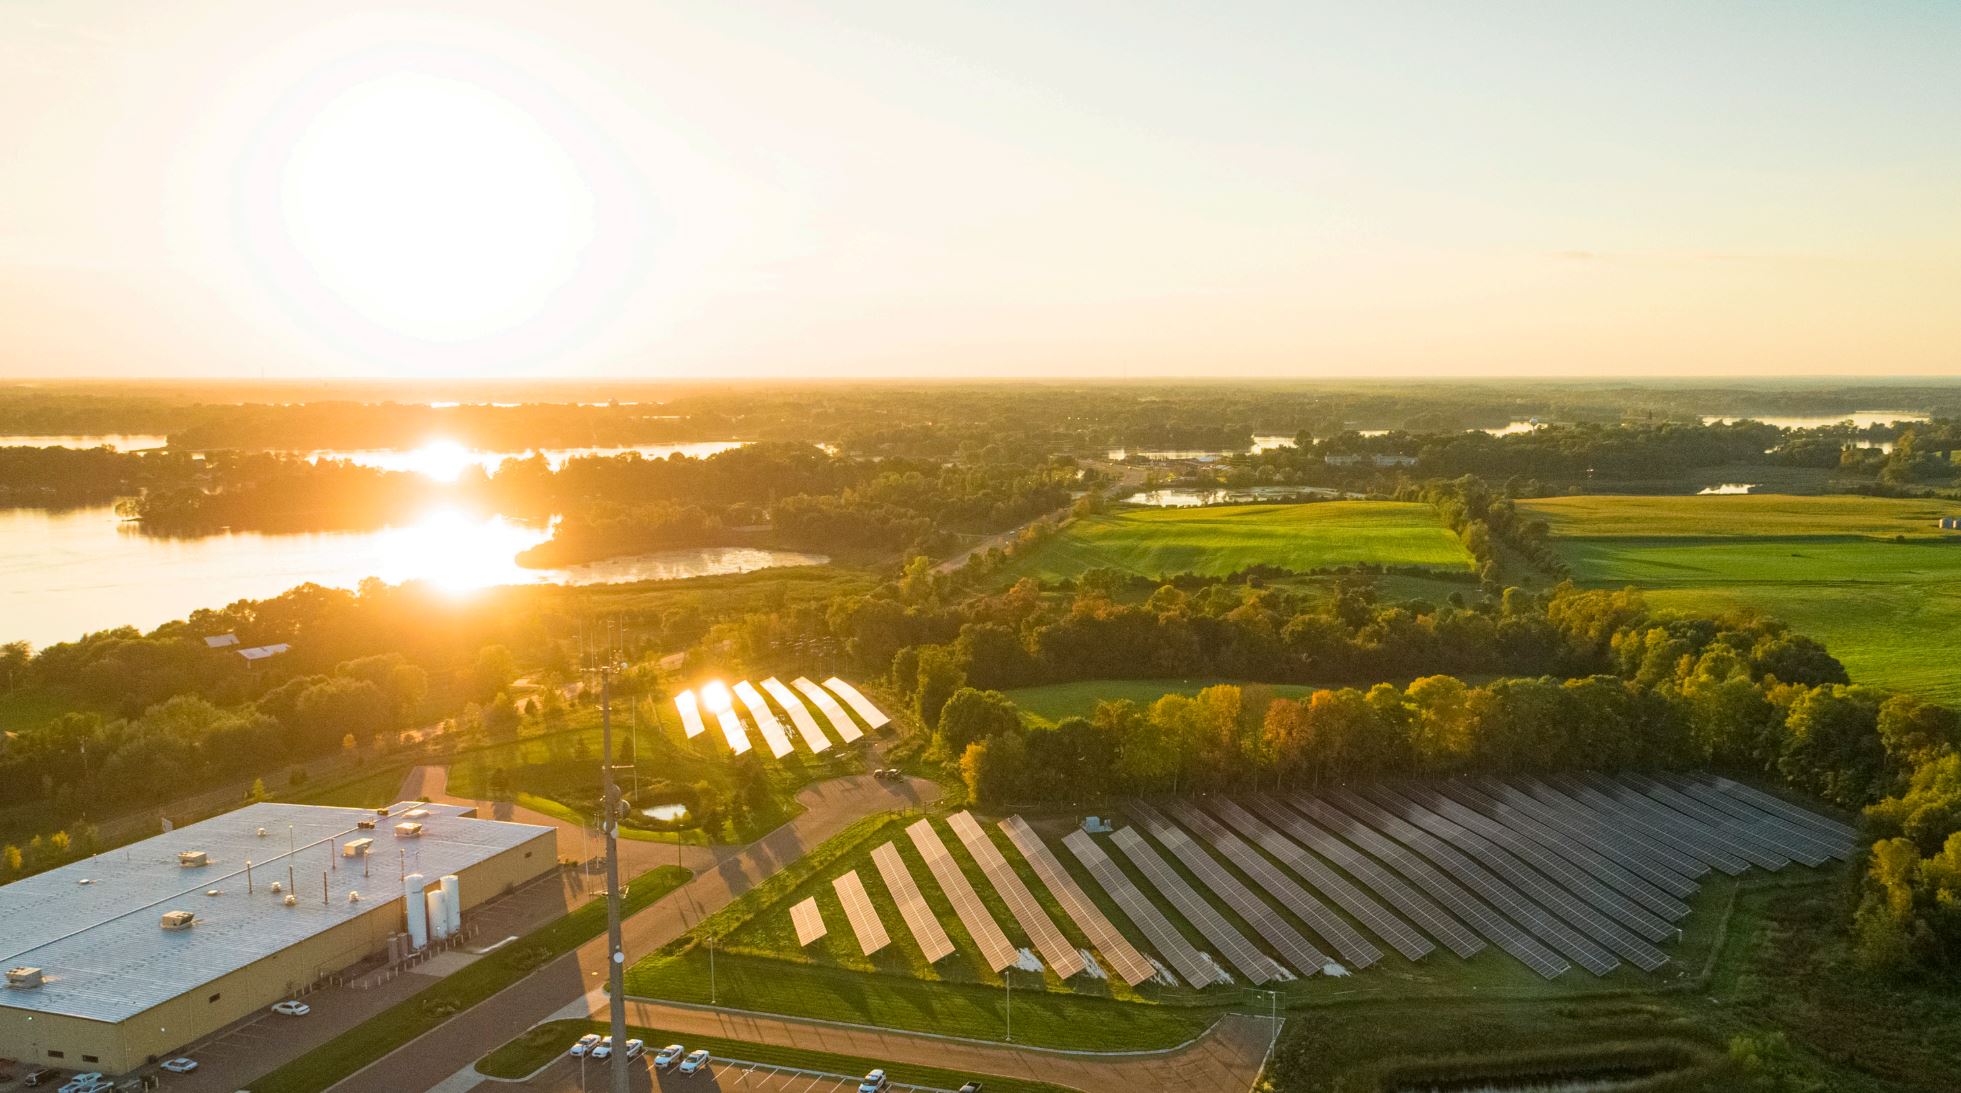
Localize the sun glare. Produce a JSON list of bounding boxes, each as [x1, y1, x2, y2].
[[699, 680, 735, 714]]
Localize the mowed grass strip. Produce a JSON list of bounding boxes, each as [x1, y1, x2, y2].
[[1006, 502, 1473, 581]]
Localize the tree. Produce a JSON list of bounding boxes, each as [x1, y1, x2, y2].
[[961, 733, 1028, 805], [912, 645, 966, 734], [2, 844, 19, 874], [248, 777, 268, 802], [472, 644, 517, 702], [482, 692, 521, 738], [935, 688, 1021, 757]]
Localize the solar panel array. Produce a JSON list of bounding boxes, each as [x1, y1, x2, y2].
[[1441, 781, 1692, 922], [1062, 829, 1220, 987], [832, 870, 890, 956], [733, 681, 796, 758], [794, 677, 863, 742], [714, 708, 753, 755], [1659, 775, 1843, 864], [823, 676, 893, 729], [999, 817, 1155, 987], [1110, 825, 1285, 984], [947, 811, 1086, 978], [763, 677, 832, 753], [673, 690, 708, 738], [871, 842, 956, 964], [670, 676, 890, 758], [907, 817, 1018, 972], [790, 896, 827, 947], [1511, 777, 1711, 881], [1129, 802, 1329, 977]]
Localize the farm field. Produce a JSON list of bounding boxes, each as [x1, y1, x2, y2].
[[1521, 495, 1961, 704], [1002, 501, 1474, 581]]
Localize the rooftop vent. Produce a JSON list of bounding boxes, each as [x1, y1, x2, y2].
[[256, 827, 268, 838], [160, 910, 196, 931], [77, 878, 93, 886], [348, 890, 361, 903], [375, 807, 391, 817], [178, 850, 209, 868], [270, 881, 283, 894], [342, 838, 374, 858], [5, 966, 44, 989], [402, 808, 431, 819], [206, 889, 221, 897], [282, 894, 298, 907], [356, 819, 377, 830], [394, 822, 423, 839]]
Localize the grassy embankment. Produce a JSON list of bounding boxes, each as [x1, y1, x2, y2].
[[1522, 493, 1961, 704]]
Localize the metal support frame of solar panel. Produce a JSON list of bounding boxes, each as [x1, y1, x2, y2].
[[833, 869, 891, 956], [1246, 796, 1481, 959], [1644, 773, 1839, 865], [1572, 772, 1784, 871], [1109, 824, 1285, 983], [1365, 787, 1668, 970], [1205, 798, 1433, 961], [1469, 777, 1703, 899], [906, 817, 1019, 972], [1287, 795, 1568, 978], [1130, 801, 1330, 976], [947, 810, 1085, 978], [732, 681, 796, 758], [1061, 830, 1216, 987], [1511, 777, 1717, 881], [1000, 817, 1156, 986], [1613, 773, 1801, 868], [1340, 788, 1630, 974], [1705, 775, 1857, 844], [1401, 784, 1678, 940], [793, 676, 863, 742], [1166, 800, 1381, 969], [822, 677, 892, 730], [761, 677, 832, 753], [871, 842, 956, 964], [1443, 780, 1693, 921], [1540, 774, 1751, 876], [790, 896, 827, 947]]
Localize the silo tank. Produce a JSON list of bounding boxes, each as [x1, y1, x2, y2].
[[403, 872, 428, 948], [440, 874, 462, 936], [426, 888, 450, 942]]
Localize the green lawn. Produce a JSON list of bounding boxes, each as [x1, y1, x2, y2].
[[482, 1018, 1082, 1093], [1521, 494, 1961, 703], [1002, 502, 1473, 581]]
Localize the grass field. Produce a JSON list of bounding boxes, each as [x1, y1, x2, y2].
[[1521, 494, 1961, 703], [1001, 502, 1474, 581]]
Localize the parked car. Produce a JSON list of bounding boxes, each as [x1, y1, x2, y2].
[[59, 1078, 112, 1093], [569, 1034, 601, 1057], [858, 1068, 889, 1092], [654, 1044, 685, 1069], [21, 1067, 54, 1087], [590, 1036, 615, 1060], [271, 999, 310, 1016], [679, 1049, 711, 1075], [160, 1058, 199, 1073], [622, 1039, 645, 1059]]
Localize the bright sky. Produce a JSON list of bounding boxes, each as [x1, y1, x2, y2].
[[2, 0, 1957, 379]]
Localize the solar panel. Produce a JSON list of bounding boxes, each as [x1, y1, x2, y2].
[[1205, 798, 1435, 962], [1510, 777, 1713, 881], [871, 842, 955, 964], [1705, 775, 1857, 844], [832, 870, 890, 956], [999, 817, 1155, 986], [1288, 795, 1571, 980], [794, 677, 863, 742], [713, 708, 752, 755], [1246, 796, 1482, 959], [822, 677, 892, 730], [1613, 774, 1795, 868], [1543, 775, 1750, 876], [947, 811, 1085, 978], [1165, 801, 1380, 969], [790, 896, 827, 947], [732, 681, 796, 759], [906, 817, 1018, 972], [673, 690, 708, 739], [1110, 824, 1284, 984], [1129, 802, 1330, 977], [762, 677, 832, 753], [1466, 777, 1702, 901], [1562, 774, 1764, 872], [1441, 781, 1694, 921], [1062, 829, 1219, 987], [1635, 774, 1832, 866]]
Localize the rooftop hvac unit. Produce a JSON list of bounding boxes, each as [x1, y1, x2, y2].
[[394, 822, 423, 838], [402, 808, 431, 819], [348, 890, 362, 903], [178, 850, 209, 868], [375, 807, 392, 816], [356, 819, 377, 830], [256, 827, 268, 838], [342, 837, 374, 858], [270, 881, 283, 894], [160, 910, 196, 931], [5, 966, 44, 989]]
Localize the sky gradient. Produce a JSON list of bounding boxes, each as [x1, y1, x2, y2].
[[2, 0, 1957, 379]]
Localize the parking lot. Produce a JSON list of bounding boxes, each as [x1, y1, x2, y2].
[[508, 1053, 958, 1093]]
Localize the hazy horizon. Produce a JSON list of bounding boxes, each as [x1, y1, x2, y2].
[[4, 1, 1957, 380]]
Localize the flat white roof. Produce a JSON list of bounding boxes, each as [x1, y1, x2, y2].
[[0, 801, 551, 1024]]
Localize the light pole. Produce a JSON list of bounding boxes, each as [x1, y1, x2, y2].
[[595, 661, 629, 1093], [1004, 968, 1012, 1043], [708, 932, 717, 1005]]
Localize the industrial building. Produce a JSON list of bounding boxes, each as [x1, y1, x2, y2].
[[0, 800, 556, 1076]]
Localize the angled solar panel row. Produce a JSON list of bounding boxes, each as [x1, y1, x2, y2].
[[674, 690, 708, 738], [1542, 776, 1750, 875], [906, 817, 1018, 972], [1705, 775, 1856, 844], [732, 681, 796, 758], [1443, 781, 1694, 921], [1000, 817, 1156, 987], [1646, 774, 1840, 865], [1062, 829, 1221, 988], [947, 811, 1086, 978], [1467, 777, 1703, 900], [822, 677, 892, 730], [762, 677, 832, 753], [833, 870, 890, 956], [1129, 802, 1328, 977], [790, 896, 827, 947], [1562, 774, 1767, 872], [1110, 825, 1285, 984], [1608, 774, 1794, 869], [794, 677, 863, 742], [871, 841, 955, 964], [1512, 777, 1716, 880]]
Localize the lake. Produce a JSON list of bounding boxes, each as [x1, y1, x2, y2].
[[1123, 486, 1357, 507], [0, 505, 826, 648], [0, 434, 170, 451], [1701, 411, 1928, 429], [308, 439, 748, 480]]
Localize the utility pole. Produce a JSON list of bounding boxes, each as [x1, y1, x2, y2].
[[596, 647, 629, 1093]]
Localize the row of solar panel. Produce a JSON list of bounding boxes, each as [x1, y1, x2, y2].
[[672, 676, 889, 758]]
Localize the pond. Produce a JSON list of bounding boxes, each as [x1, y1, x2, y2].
[[639, 802, 690, 823], [1123, 486, 1357, 507], [1696, 483, 1757, 495]]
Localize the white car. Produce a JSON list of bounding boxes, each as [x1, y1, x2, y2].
[[858, 1068, 889, 1093], [59, 1079, 111, 1093], [654, 1044, 685, 1069], [271, 999, 311, 1017], [569, 1033, 601, 1057], [590, 1036, 615, 1060], [622, 1039, 646, 1059], [160, 1058, 199, 1073], [679, 1049, 711, 1075]]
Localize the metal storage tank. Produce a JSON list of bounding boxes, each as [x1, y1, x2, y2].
[[403, 872, 428, 948], [426, 888, 451, 942], [440, 874, 462, 936]]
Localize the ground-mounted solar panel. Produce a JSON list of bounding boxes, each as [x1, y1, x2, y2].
[[1612, 774, 1796, 868], [794, 676, 863, 742], [1000, 817, 1155, 987], [1166, 800, 1380, 969], [1289, 794, 1570, 979], [1205, 798, 1434, 962], [871, 842, 955, 964], [833, 869, 891, 956], [1541, 775, 1750, 876], [674, 690, 708, 738], [1443, 780, 1694, 921], [1246, 796, 1482, 959], [1566, 773, 1772, 872], [1129, 802, 1328, 977], [1062, 829, 1220, 987], [712, 708, 752, 755], [1705, 775, 1856, 844], [1658, 774, 1843, 862], [762, 677, 832, 753], [1402, 784, 1677, 941], [822, 677, 892, 730], [1361, 787, 1663, 972], [790, 896, 827, 947], [1510, 777, 1713, 881], [907, 817, 1018, 972], [1110, 824, 1285, 984], [731, 681, 795, 758], [948, 811, 1085, 978]]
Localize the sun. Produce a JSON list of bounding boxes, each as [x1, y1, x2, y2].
[[275, 71, 595, 344]]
